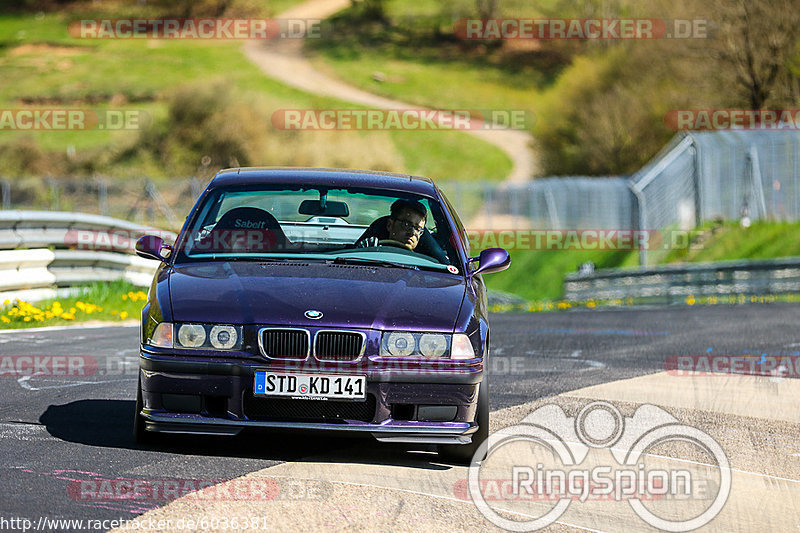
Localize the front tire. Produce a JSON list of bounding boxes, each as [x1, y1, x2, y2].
[[438, 377, 488, 465]]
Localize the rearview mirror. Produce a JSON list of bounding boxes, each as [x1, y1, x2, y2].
[[298, 200, 349, 217]]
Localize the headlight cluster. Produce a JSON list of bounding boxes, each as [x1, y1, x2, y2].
[[379, 332, 475, 359], [147, 322, 242, 350]]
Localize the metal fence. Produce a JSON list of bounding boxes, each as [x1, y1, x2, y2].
[[564, 256, 800, 303], [0, 177, 206, 231], [2, 130, 799, 260], [448, 130, 800, 265]]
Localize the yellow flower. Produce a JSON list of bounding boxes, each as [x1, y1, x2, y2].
[[2, 299, 8, 306], [121, 294, 128, 300], [1, 316, 9, 323], [60, 312, 75, 320], [119, 311, 129, 320], [24, 317, 31, 322]]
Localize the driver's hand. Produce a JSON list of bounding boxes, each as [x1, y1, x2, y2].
[[357, 236, 379, 248]]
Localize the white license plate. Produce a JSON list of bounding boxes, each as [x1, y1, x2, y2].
[[254, 372, 366, 400]]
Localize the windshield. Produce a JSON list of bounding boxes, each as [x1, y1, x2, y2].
[[174, 185, 461, 271]]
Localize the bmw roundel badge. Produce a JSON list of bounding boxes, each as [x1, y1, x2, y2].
[[305, 310, 323, 320]]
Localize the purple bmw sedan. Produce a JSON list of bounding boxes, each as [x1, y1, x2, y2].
[[134, 168, 510, 464]]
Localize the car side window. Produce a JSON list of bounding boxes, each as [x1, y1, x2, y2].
[[439, 191, 469, 256]]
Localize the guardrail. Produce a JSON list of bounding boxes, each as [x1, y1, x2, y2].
[[564, 257, 800, 303], [0, 211, 176, 302]]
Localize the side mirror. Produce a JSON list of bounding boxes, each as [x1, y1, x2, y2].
[[469, 248, 510, 276], [136, 235, 171, 262]]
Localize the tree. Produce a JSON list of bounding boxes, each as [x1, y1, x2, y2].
[[475, 0, 499, 19], [350, 0, 386, 21], [711, 0, 800, 109]]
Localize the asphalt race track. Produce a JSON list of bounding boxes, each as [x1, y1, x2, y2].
[[1, 304, 799, 532]]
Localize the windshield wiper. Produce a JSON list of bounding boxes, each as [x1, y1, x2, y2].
[[330, 256, 419, 270], [221, 255, 290, 262]]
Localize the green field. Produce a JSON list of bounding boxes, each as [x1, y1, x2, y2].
[[308, 1, 550, 119], [0, 10, 510, 181], [484, 220, 800, 302]]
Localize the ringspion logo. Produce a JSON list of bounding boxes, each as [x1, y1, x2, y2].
[[464, 402, 730, 531]]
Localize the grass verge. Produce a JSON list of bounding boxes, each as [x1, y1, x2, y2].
[[0, 280, 146, 329], [484, 220, 800, 305]]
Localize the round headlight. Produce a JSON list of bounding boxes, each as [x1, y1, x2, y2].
[[386, 332, 415, 356], [210, 325, 237, 349], [177, 324, 206, 348], [419, 334, 447, 357]]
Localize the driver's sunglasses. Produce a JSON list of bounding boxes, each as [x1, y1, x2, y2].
[[392, 217, 425, 235]]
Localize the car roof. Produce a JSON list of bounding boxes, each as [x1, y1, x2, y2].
[[208, 167, 439, 197]]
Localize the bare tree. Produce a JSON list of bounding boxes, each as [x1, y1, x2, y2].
[[476, 0, 499, 19], [712, 0, 800, 109], [350, 0, 386, 21]]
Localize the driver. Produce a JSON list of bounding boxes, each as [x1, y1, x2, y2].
[[356, 199, 449, 262], [385, 199, 427, 250]]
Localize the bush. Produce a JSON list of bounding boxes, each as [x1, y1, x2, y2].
[[534, 42, 694, 176], [119, 81, 269, 176], [0, 136, 65, 176]]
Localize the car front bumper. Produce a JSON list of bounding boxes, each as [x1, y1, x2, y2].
[[139, 351, 483, 445]]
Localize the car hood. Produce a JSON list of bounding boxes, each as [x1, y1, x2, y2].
[[167, 261, 466, 331]]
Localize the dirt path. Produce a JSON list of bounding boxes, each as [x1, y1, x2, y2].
[[243, 0, 537, 184]]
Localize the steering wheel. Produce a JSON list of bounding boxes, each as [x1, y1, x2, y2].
[[378, 239, 412, 250]]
